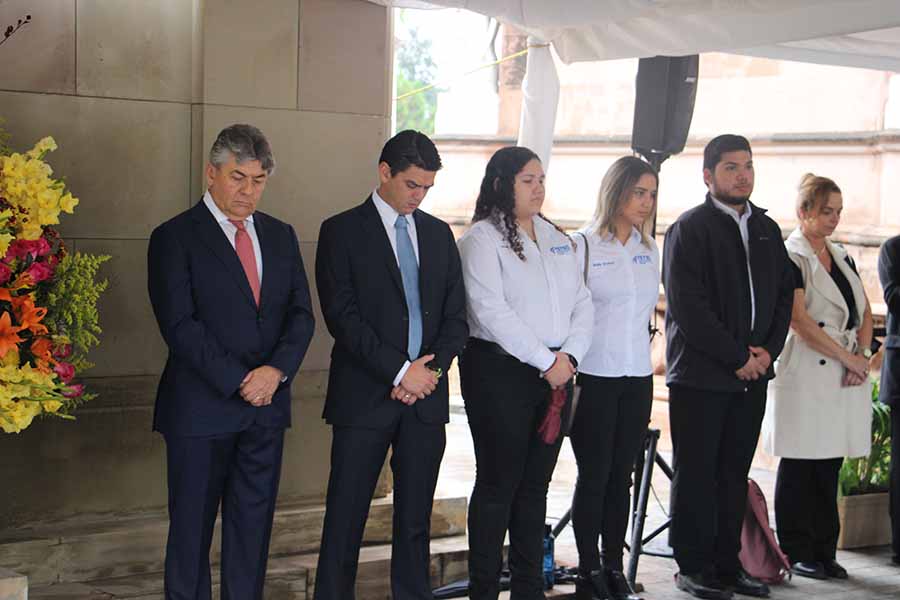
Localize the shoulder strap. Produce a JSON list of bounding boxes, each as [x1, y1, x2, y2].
[[577, 232, 589, 283]]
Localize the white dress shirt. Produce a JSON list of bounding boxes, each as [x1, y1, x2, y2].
[[372, 189, 419, 385], [372, 189, 419, 264], [711, 197, 755, 329], [458, 216, 594, 371], [574, 228, 659, 377], [203, 191, 263, 280]]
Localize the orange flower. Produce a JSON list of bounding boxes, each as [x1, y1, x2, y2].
[[30, 336, 53, 362], [11, 295, 47, 335], [0, 311, 23, 359]]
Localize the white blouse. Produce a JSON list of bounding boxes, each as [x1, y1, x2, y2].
[[458, 216, 594, 372], [574, 227, 660, 377]]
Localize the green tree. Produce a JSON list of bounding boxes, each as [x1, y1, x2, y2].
[[395, 20, 438, 135]]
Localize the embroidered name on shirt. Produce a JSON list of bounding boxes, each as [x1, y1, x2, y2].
[[593, 260, 615, 268], [550, 244, 571, 255], [633, 255, 652, 265]]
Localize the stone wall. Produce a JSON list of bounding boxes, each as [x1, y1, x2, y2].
[[0, 0, 391, 528]]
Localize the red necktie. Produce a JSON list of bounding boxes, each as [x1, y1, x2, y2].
[[229, 219, 260, 307]]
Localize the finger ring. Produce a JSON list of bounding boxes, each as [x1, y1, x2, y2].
[[404, 393, 411, 399]]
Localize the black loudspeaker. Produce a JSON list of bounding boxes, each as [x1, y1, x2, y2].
[[631, 55, 699, 169]]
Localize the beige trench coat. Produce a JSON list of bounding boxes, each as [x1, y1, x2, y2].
[[762, 229, 871, 459]]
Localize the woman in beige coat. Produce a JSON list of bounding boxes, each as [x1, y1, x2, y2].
[[763, 174, 873, 581]]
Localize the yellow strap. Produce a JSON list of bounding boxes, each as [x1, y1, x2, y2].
[[395, 43, 550, 102]]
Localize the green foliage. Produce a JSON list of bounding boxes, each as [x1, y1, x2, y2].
[[40, 252, 110, 372], [395, 13, 438, 135], [838, 377, 892, 496], [0, 118, 11, 156]]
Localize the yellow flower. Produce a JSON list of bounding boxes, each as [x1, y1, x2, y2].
[[25, 137, 58, 159], [0, 232, 13, 257], [41, 399, 62, 414], [59, 193, 78, 213], [0, 347, 19, 368]]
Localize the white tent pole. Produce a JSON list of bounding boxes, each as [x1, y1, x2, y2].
[[516, 36, 559, 169]]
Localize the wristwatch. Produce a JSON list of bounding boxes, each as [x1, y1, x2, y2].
[[860, 348, 873, 359]]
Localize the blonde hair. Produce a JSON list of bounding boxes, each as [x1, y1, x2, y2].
[[586, 156, 658, 246], [796, 173, 841, 219]]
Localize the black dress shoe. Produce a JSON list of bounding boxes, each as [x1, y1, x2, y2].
[[606, 569, 642, 600], [675, 572, 733, 600], [719, 570, 770, 598], [892, 554, 900, 566], [822, 559, 848, 579], [791, 561, 826, 579], [576, 569, 609, 600]]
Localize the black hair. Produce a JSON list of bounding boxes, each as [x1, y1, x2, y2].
[[703, 134, 752, 171], [378, 129, 442, 175], [472, 146, 570, 261]]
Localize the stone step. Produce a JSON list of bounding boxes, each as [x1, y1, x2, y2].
[[0, 567, 27, 600], [28, 534, 474, 600], [0, 495, 467, 587]]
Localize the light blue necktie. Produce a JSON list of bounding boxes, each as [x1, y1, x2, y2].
[[394, 215, 422, 360]]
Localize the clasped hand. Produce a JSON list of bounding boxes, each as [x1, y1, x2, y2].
[[240, 365, 284, 407], [735, 346, 770, 381], [543, 351, 575, 389], [391, 354, 439, 406], [841, 351, 870, 387]]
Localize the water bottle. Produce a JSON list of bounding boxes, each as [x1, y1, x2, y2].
[[542, 524, 555, 589]]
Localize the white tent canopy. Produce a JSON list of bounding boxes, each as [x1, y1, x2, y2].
[[375, 0, 900, 163]]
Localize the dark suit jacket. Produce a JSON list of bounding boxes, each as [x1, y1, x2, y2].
[[878, 235, 900, 406], [315, 197, 468, 428], [148, 201, 315, 436]]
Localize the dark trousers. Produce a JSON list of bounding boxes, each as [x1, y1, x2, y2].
[[313, 406, 446, 600], [891, 407, 900, 560], [163, 424, 285, 600], [460, 345, 565, 600], [774, 457, 843, 563], [570, 374, 653, 572], [668, 382, 767, 576]]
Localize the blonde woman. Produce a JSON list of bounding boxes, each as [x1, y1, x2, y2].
[[570, 156, 659, 600], [763, 174, 873, 580]]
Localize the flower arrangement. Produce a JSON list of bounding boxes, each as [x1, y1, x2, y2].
[[0, 134, 109, 433]]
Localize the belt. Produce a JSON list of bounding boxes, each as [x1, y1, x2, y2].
[[467, 337, 560, 358]]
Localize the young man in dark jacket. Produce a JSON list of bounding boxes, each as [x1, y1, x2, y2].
[[663, 134, 794, 600]]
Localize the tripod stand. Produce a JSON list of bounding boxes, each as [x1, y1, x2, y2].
[[550, 428, 674, 588]]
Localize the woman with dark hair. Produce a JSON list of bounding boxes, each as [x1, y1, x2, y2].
[[570, 156, 659, 600], [762, 173, 873, 580], [458, 146, 594, 599]]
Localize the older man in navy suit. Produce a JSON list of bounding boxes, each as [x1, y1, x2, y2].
[[148, 124, 315, 600]]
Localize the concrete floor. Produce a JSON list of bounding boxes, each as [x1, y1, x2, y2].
[[438, 390, 900, 600]]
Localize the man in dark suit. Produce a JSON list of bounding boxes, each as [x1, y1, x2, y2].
[[148, 124, 315, 600], [313, 130, 468, 599], [878, 235, 900, 566], [663, 134, 794, 600]]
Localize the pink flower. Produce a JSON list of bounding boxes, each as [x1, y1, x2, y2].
[[62, 383, 84, 398], [0, 263, 11, 285], [53, 343, 72, 359], [25, 261, 54, 284], [35, 236, 51, 257], [53, 361, 75, 383], [6, 239, 43, 261]]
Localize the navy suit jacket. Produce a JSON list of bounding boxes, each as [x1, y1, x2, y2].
[[879, 235, 900, 407], [148, 201, 315, 436], [315, 197, 468, 428]]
